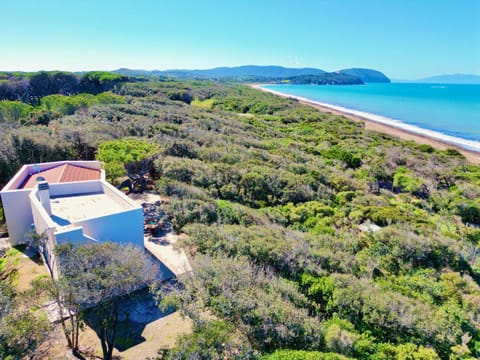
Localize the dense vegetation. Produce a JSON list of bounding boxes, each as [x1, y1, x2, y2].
[[0, 70, 129, 104], [285, 73, 363, 85], [0, 247, 50, 359], [1, 78, 480, 359]]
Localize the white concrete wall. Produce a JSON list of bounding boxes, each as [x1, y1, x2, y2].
[[29, 189, 58, 275], [55, 226, 90, 245], [49, 180, 102, 197], [2, 165, 29, 191], [28, 160, 101, 172], [75, 207, 144, 248], [101, 181, 142, 209], [1, 190, 33, 245], [30, 190, 57, 234]]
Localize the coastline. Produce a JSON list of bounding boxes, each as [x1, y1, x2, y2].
[[252, 84, 480, 164]]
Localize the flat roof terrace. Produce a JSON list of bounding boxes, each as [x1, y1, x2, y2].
[[50, 192, 132, 225]]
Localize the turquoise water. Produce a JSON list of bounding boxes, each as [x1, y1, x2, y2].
[[262, 83, 480, 146]]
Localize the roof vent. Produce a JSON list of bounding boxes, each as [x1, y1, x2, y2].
[[38, 181, 49, 191], [36, 176, 46, 182]]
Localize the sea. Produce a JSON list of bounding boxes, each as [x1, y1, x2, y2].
[[261, 83, 480, 152]]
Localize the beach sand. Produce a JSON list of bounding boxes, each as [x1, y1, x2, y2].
[[251, 84, 480, 165]]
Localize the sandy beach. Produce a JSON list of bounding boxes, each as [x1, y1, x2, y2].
[[252, 84, 480, 164]]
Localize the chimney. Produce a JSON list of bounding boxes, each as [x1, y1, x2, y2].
[[37, 178, 52, 215]]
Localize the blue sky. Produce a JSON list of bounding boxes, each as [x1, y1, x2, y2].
[[1, 0, 479, 79]]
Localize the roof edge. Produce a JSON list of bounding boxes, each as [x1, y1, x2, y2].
[[1, 161, 103, 192]]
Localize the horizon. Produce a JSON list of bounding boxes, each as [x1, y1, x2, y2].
[[2, 0, 479, 79], [2, 65, 480, 82]]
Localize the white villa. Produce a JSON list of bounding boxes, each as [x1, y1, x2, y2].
[[0, 160, 143, 273]]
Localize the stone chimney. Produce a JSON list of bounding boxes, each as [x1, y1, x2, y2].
[[37, 178, 52, 215]]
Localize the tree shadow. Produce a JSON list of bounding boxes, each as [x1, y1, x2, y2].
[[146, 250, 176, 282], [12, 244, 44, 265], [83, 288, 175, 352]]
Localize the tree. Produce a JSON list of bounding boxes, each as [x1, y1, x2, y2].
[[29, 71, 79, 98], [0, 100, 33, 122], [79, 71, 127, 95], [124, 156, 155, 193], [27, 230, 55, 277], [55, 242, 159, 360], [159, 255, 322, 352], [30, 275, 84, 356], [0, 280, 50, 359], [97, 138, 158, 181]]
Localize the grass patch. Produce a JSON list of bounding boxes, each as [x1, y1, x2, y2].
[[0, 247, 23, 272], [0, 246, 31, 287], [1, 245, 48, 292], [191, 97, 215, 109]]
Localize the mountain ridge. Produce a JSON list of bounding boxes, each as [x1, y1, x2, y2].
[[339, 68, 390, 83], [114, 65, 390, 83], [415, 73, 480, 84]]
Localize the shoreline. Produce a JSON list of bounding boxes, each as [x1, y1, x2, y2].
[[252, 84, 480, 164]]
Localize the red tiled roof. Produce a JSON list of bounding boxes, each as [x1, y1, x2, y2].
[[20, 164, 101, 189]]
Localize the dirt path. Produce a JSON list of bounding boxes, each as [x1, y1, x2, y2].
[[129, 191, 193, 277]]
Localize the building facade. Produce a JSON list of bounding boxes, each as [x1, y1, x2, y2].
[[1, 161, 143, 274]]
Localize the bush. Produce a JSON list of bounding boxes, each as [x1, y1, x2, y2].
[[456, 201, 480, 225], [168, 198, 218, 231], [322, 146, 362, 169], [163, 320, 255, 360], [0, 101, 33, 122], [263, 350, 352, 360], [393, 166, 427, 196]]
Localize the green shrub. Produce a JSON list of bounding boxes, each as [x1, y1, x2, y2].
[[456, 201, 480, 225], [322, 146, 362, 169], [372, 343, 440, 360], [97, 138, 158, 180], [164, 320, 254, 360], [0, 101, 33, 122], [393, 166, 426, 195], [263, 350, 352, 360]]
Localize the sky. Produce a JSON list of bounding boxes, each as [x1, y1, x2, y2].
[[1, 0, 479, 79]]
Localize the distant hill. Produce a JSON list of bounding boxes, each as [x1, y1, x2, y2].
[[415, 74, 480, 84], [114, 65, 391, 83], [338, 68, 390, 83], [115, 65, 326, 80], [287, 73, 363, 85]]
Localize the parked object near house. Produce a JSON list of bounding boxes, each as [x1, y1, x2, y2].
[[1, 161, 144, 275]]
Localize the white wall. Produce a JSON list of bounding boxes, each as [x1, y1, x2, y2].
[[29, 189, 59, 275], [101, 181, 141, 209], [49, 181, 102, 197], [30, 189, 57, 234], [55, 227, 90, 245], [1, 190, 33, 245], [2, 165, 29, 191], [75, 208, 144, 248]]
